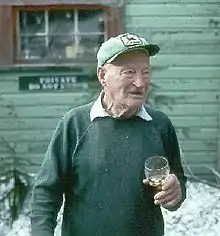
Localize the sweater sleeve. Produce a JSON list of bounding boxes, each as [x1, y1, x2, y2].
[[30, 118, 70, 236], [162, 119, 187, 211]]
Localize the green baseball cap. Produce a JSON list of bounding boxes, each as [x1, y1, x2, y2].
[[97, 33, 160, 66]]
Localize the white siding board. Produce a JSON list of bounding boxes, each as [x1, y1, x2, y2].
[[126, 4, 220, 16], [126, 16, 220, 29], [0, 81, 18, 93], [151, 55, 220, 66], [128, 30, 220, 54], [152, 67, 220, 78], [0, 91, 218, 107], [150, 31, 220, 42], [161, 104, 218, 116], [171, 116, 218, 128], [0, 118, 59, 130], [0, 141, 48, 154], [0, 127, 217, 143], [0, 103, 218, 118], [180, 140, 217, 151], [0, 115, 217, 131], [158, 44, 220, 54], [0, 105, 72, 118], [154, 79, 219, 91], [0, 130, 52, 142], [131, 0, 220, 3], [183, 164, 217, 180], [176, 128, 218, 140], [0, 93, 96, 106], [182, 151, 217, 163], [1, 153, 44, 171], [151, 91, 218, 103]]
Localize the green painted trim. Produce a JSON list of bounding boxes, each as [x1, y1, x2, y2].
[[0, 63, 97, 73]]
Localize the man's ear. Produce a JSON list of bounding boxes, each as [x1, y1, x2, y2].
[[97, 66, 106, 87]]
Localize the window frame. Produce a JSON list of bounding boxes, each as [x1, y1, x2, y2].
[[12, 5, 109, 64]]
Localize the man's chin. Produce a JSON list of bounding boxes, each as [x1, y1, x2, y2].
[[127, 101, 144, 110]]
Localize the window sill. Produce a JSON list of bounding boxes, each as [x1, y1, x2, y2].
[[0, 61, 97, 73]]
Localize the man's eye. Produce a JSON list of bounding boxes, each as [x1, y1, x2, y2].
[[124, 70, 135, 74], [143, 71, 149, 75]]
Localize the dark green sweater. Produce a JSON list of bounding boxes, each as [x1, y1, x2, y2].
[[31, 102, 187, 236]]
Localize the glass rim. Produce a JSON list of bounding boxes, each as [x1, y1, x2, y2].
[[144, 155, 169, 171]]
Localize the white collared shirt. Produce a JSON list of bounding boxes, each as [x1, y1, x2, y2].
[[90, 92, 152, 122]]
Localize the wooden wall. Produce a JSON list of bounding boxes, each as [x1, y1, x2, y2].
[[0, 68, 99, 173], [125, 0, 220, 180]]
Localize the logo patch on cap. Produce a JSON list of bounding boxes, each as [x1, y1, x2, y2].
[[120, 34, 144, 47]]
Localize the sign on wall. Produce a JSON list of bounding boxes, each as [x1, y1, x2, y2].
[[19, 74, 93, 91]]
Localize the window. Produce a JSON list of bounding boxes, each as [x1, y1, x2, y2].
[[0, 4, 123, 66], [16, 6, 105, 62]]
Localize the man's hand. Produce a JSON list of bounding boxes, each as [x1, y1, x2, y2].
[[143, 174, 182, 209]]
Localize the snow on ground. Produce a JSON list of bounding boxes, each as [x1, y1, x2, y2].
[[1, 181, 220, 236], [162, 181, 220, 236]]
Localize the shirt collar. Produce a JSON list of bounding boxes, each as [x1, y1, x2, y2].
[[90, 92, 152, 122]]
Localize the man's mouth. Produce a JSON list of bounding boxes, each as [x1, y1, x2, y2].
[[130, 91, 143, 97]]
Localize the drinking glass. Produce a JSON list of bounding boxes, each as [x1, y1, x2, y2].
[[144, 156, 170, 190]]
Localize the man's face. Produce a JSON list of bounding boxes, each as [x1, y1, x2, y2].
[[100, 50, 151, 112]]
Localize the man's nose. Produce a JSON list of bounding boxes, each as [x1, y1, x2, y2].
[[132, 75, 147, 88]]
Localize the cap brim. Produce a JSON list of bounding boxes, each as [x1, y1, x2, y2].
[[106, 44, 160, 64], [146, 44, 160, 56]]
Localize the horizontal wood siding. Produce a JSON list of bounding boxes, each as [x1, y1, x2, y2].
[[0, 70, 100, 174], [126, 4, 220, 16], [125, 0, 220, 180]]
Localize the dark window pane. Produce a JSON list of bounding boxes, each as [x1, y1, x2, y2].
[[19, 36, 46, 59], [78, 34, 104, 58], [17, 9, 106, 61], [49, 10, 74, 34], [78, 10, 104, 32], [49, 35, 75, 59], [19, 11, 45, 34]]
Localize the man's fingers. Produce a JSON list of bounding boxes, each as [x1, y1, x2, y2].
[[160, 193, 182, 208], [154, 191, 176, 205], [161, 174, 177, 191], [154, 174, 182, 207], [160, 198, 179, 208], [154, 190, 182, 207], [143, 179, 149, 185], [154, 188, 174, 200]]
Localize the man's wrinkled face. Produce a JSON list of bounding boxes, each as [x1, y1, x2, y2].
[[99, 50, 151, 111]]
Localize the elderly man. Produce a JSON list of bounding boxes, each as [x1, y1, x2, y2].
[[31, 33, 187, 236]]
